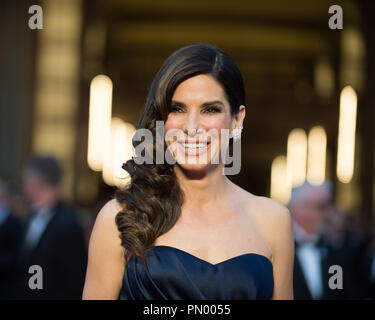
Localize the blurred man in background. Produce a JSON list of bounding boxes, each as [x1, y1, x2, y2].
[[12, 155, 87, 299], [0, 176, 23, 299], [289, 181, 356, 299]]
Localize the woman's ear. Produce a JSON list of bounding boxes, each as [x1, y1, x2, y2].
[[231, 105, 246, 131]]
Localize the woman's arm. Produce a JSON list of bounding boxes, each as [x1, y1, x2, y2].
[[82, 199, 126, 300], [270, 203, 295, 300]]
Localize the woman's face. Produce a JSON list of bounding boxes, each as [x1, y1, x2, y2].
[[164, 74, 245, 172]]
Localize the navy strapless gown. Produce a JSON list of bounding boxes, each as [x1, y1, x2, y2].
[[119, 245, 274, 300]]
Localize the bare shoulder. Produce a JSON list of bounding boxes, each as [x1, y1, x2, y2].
[[83, 198, 125, 299], [249, 196, 294, 299], [96, 198, 125, 222], [234, 187, 294, 299], [233, 184, 289, 218], [248, 195, 294, 258], [88, 197, 125, 259], [234, 186, 293, 255], [249, 195, 292, 224], [90, 198, 125, 252]]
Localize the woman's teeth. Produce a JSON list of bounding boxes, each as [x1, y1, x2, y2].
[[182, 143, 207, 149]]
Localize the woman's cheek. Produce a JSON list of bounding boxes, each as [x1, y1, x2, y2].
[[164, 117, 184, 148], [164, 116, 182, 132], [209, 118, 229, 134]]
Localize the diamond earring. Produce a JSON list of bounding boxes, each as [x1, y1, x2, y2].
[[231, 124, 243, 141]]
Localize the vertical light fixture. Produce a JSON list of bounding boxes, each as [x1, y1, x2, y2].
[[286, 128, 307, 188], [102, 118, 136, 187], [337, 85, 357, 183], [307, 125, 327, 185], [270, 155, 290, 205], [87, 74, 113, 172], [32, 0, 83, 200]]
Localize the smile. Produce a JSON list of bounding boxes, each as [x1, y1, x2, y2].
[[176, 140, 211, 156], [181, 142, 207, 149]]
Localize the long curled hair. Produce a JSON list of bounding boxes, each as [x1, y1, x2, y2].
[[114, 42, 246, 263]]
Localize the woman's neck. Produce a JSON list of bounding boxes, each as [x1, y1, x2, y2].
[[174, 164, 231, 209]]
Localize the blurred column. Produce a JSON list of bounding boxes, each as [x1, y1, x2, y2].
[[335, 24, 365, 216], [31, 0, 83, 200], [0, 0, 35, 190], [335, 86, 361, 214], [359, 0, 375, 231]]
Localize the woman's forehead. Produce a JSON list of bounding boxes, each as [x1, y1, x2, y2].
[[172, 75, 228, 105]]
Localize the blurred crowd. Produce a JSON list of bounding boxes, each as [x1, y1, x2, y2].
[[1, 156, 375, 299], [0, 155, 90, 300], [290, 181, 375, 299]]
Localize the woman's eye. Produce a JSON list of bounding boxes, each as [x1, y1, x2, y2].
[[169, 106, 183, 113], [204, 107, 221, 113], [169, 106, 221, 113]]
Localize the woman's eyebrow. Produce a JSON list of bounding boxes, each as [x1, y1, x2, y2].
[[171, 100, 224, 107]]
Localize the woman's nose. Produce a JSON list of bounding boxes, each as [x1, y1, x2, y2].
[[183, 111, 200, 136], [187, 128, 197, 137]]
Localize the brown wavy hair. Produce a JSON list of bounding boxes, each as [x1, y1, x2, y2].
[[114, 42, 246, 263]]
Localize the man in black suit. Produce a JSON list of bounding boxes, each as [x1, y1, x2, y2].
[[289, 181, 351, 300], [12, 156, 87, 300]]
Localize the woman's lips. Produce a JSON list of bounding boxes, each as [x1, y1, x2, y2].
[[177, 140, 211, 157]]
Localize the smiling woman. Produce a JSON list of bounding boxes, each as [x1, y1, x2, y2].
[[82, 42, 294, 300]]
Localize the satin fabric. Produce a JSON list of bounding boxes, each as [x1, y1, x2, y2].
[[119, 245, 274, 300]]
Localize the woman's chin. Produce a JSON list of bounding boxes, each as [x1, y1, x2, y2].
[[175, 160, 218, 174]]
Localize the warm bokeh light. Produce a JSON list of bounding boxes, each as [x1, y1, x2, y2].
[[286, 128, 307, 188], [87, 74, 113, 172], [270, 155, 290, 205], [307, 125, 327, 185], [314, 58, 334, 100], [102, 118, 136, 187], [337, 85, 357, 183]]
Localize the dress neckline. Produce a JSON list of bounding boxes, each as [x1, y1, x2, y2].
[[149, 245, 273, 267]]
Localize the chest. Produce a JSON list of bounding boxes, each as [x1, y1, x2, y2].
[[153, 207, 272, 263]]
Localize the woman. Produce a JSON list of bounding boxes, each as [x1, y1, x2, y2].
[[83, 43, 294, 300]]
